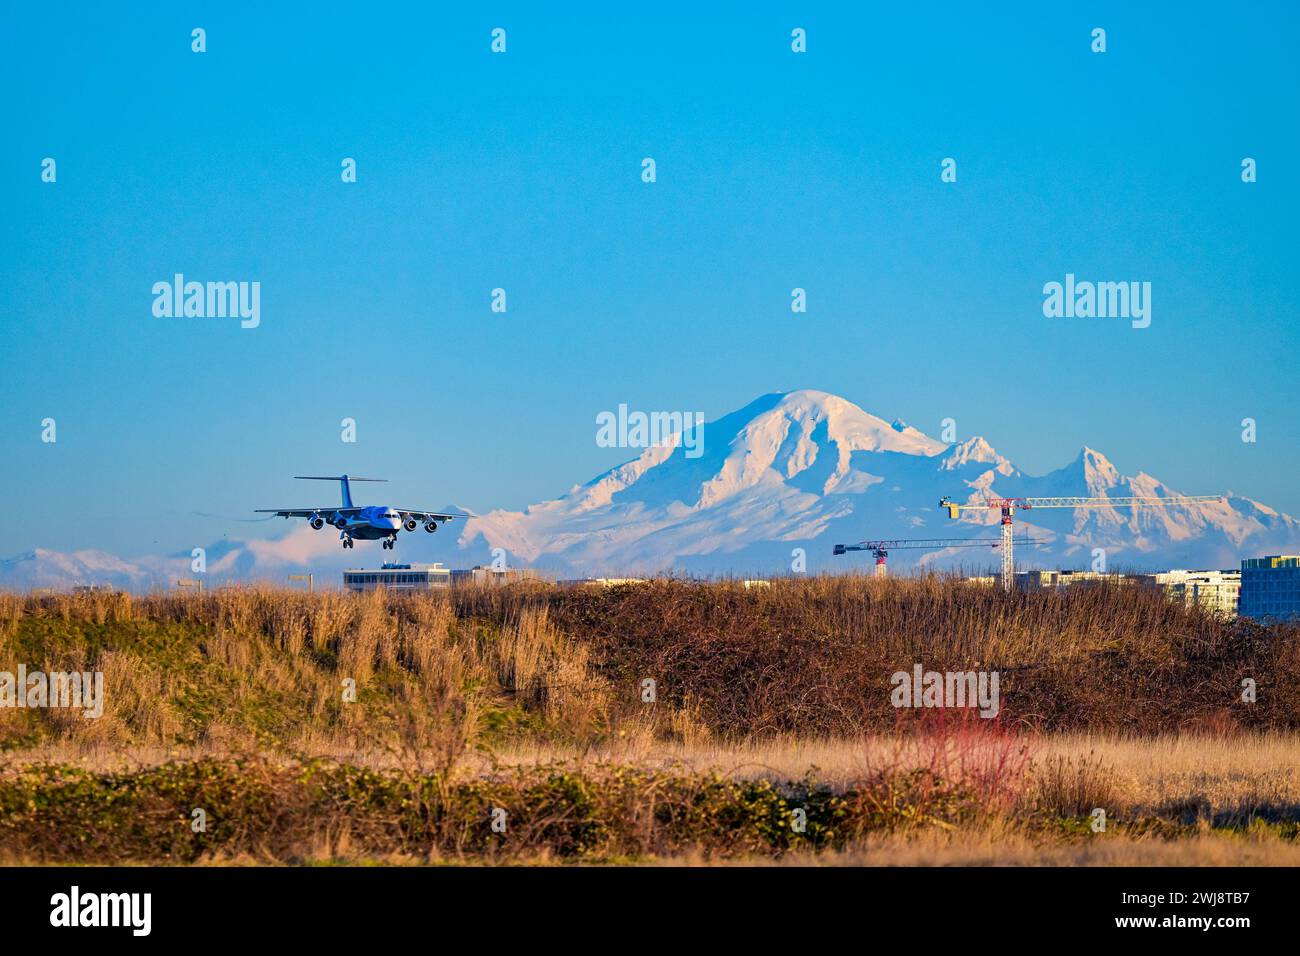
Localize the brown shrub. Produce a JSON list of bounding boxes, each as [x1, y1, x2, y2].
[[2, 578, 1297, 753]]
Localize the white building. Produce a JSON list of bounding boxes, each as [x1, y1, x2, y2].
[[343, 563, 451, 592], [450, 566, 547, 586], [1140, 569, 1241, 619], [1010, 568, 1240, 618], [1015, 570, 1130, 590]]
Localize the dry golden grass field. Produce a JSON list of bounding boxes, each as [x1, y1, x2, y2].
[[1, 581, 1297, 865]]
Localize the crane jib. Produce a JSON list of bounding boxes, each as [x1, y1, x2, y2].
[[942, 495, 1223, 511], [937, 493, 1225, 591]]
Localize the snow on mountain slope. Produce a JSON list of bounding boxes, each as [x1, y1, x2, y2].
[[0, 549, 164, 591], [5, 389, 1299, 587], [460, 391, 943, 571], [453, 389, 1300, 575]]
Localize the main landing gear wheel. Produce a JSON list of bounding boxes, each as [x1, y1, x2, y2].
[[342, 537, 354, 549]]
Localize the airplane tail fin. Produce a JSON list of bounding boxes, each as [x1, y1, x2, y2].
[[294, 475, 386, 509]]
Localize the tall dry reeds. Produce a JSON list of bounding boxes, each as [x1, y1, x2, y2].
[[1, 577, 1296, 756]]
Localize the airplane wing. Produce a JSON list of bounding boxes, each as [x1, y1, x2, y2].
[[254, 508, 365, 517], [393, 509, 465, 521]]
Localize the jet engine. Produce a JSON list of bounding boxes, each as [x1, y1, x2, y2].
[[333, 514, 348, 529], [424, 521, 438, 533], [309, 515, 325, 530], [404, 517, 419, 532]]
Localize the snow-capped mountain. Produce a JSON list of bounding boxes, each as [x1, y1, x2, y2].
[[0, 548, 166, 591], [5, 389, 1299, 589], [454, 389, 1299, 575]]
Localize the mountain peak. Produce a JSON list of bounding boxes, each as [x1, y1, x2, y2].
[[939, 436, 1016, 477], [1076, 446, 1121, 491], [778, 391, 946, 451]]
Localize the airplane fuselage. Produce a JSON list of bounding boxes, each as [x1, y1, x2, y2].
[[328, 506, 403, 539]]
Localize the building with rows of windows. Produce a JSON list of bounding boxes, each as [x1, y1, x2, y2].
[[343, 563, 451, 591], [1006, 568, 1242, 618], [343, 563, 550, 591], [1141, 569, 1241, 619], [1239, 556, 1300, 621]]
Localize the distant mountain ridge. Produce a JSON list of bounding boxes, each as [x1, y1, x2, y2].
[[455, 390, 1298, 575], [4, 389, 1299, 589]]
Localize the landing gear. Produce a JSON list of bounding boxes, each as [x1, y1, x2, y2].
[[341, 535, 354, 550], [382, 537, 396, 550]]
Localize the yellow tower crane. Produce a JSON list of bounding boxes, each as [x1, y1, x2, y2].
[[938, 494, 1225, 590]]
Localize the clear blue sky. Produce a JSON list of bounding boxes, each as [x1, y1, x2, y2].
[[2, 2, 1297, 556]]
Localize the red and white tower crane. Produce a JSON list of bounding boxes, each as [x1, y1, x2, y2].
[[938, 494, 1224, 590], [833, 536, 1016, 577]]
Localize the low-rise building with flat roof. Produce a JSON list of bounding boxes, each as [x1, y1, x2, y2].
[[343, 563, 451, 592], [450, 565, 547, 586], [1015, 569, 1131, 590], [1139, 569, 1240, 618]]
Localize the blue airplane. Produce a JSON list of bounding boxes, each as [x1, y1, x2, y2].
[[257, 475, 463, 550]]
